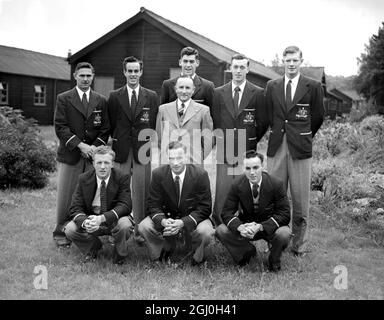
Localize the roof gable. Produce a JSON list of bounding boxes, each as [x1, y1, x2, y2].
[[0, 45, 70, 80], [69, 7, 279, 80]]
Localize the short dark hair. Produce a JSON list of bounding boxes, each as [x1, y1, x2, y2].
[[167, 141, 187, 153], [74, 62, 95, 74], [180, 47, 199, 59], [93, 146, 116, 161], [231, 53, 250, 67], [122, 56, 143, 71], [283, 46, 302, 58], [244, 150, 264, 163]]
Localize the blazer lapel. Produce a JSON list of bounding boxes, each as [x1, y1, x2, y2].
[[165, 101, 180, 128], [69, 88, 87, 117], [182, 100, 199, 125], [161, 166, 178, 208], [275, 77, 286, 110], [237, 81, 255, 116], [117, 86, 132, 121], [179, 165, 193, 206], [239, 176, 254, 214], [86, 90, 98, 119], [134, 87, 147, 119], [258, 172, 271, 212], [192, 75, 202, 97], [223, 83, 235, 118], [289, 75, 310, 111], [106, 170, 118, 210], [83, 171, 97, 212]]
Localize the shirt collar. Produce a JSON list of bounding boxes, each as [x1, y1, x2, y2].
[[96, 175, 111, 188], [76, 87, 90, 101], [177, 98, 191, 110], [249, 175, 262, 192], [127, 84, 140, 96], [172, 166, 186, 182], [285, 73, 300, 87], [232, 80, 246, 93]]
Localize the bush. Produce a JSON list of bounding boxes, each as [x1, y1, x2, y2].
[[0, 106, 56, 189]]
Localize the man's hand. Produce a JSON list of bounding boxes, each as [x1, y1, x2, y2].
[[78, 142, 93, 159], [238, 222, 263, 239], [84, 215, 106, 233], [162, 218, 184, 236]]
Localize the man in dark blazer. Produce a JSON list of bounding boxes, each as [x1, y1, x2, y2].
[[160, 47, 215, 109], [265, 46, 324, 256], [211, 53, 268, 226], [53, 62, 110, 247], [107, 56, 159, 244], [216, 151, 291, 272], [138, 141, 214, 266], [64, 146, 133, 264]]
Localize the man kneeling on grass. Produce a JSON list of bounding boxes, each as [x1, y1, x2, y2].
[[138, 141, 215, 266], [64, 146, 134, 265], [215, 151, 291, 272]]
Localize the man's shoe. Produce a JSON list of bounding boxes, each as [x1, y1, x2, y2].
[[54, 236, 71, 248], [267, 255, 281, 272], [158, 249, 172, 263], [82, 250, 99, 263], [134, 234, 146, 246], [292, 250, 307, 258], [238, 247, 256, 266], [112, 250, 126, 265], [191, 258, 206, 267]]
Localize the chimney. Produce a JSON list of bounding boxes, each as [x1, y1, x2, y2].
[[67, 49, 72, 59]]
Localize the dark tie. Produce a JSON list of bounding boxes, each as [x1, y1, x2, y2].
[[131, 90, 138, 116], [233, 86, 240, 109], [285, 80, 292, 109], [178, 103, 185, 118], [252, 183, 259, 199], [100, 179, 107, 214], [82, 92, 88, 112], [174, 175, 180, 205]]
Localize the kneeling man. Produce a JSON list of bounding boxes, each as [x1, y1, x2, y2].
[[139, 141, 214, 265], [65, 146, 133, 264], [216, 151, 291, 271]]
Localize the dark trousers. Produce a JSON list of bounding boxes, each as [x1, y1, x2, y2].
[[216, 224, 291, 266]]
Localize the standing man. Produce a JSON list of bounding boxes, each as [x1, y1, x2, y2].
[[138, 142, 214, 266], [211, 54, 268, 226], [216, 151, 291, 271], [107, 56, 159, 244], [156, 75, 213, 165], [53, 62, 109, 247], [265, 46, 324, 256], [64, 146, 133, 265], [161, 47, 215, 109]]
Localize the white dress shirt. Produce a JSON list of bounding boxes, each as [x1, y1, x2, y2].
[[171, 166, 186, 197], [76, 87, 90, 102], [127, 85, 140, 105], [232, 80, 246, 105], [92, 175, 111, 209], [284, 73, 300, 101]]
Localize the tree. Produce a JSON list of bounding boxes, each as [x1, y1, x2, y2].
[[356, 22, 384, 112]]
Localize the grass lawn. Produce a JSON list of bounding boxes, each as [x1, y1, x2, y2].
[[0, 126, 383, 299]]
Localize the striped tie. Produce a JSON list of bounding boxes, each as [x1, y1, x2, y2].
[[100, 180, 107, 214]]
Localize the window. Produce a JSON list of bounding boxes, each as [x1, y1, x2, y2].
[[0, 82, 8, 104], [34, 85, 46, 105]]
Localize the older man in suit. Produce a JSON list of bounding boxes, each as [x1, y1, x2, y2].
[[107, 56, 159, 244], [161, 46, 215, 109], [211, 54, 268, 226], [138, 141, 214, 266], [64, 146, 133, 264], [53, 62, 110, 247], [265, 46, 324, 256], [216, 151, 291, 272], [156, 75, 213, 166]]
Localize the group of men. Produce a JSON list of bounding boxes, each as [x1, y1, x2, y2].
[[52, 45, 324, 271]]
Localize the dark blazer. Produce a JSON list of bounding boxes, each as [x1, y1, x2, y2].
[[265, 74, 324, 159], [108, 85, 159, 164], [160, 75, 215, 109], [69, 168, 132, 229], [221, 172, 290, 236], [147, 164, 212, 232], [211, 81, 268, 163], [54, 87, 110, 165]]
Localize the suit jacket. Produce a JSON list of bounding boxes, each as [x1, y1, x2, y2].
[[161, 75, 215, 109], [108, 85, 159, 164], [211, 80, 267, 164], [54, 87, 109, 165], [69, 168, 132, 229], [148, 164, 212, 232], [265, 74, 324, 159], [221, 172, 290, 236], [156, 99, 213, 164]]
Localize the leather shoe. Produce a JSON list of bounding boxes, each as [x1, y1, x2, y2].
[[191, 257, 206, 267], [292, 250, 306, 258], [238, 247, 256, 266], [81, 241, 102, 263], [112, 249, 126, 265], [158, 249, 172, 263]]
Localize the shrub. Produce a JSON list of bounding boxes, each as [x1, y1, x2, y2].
[[0, 106, 56, 189]]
